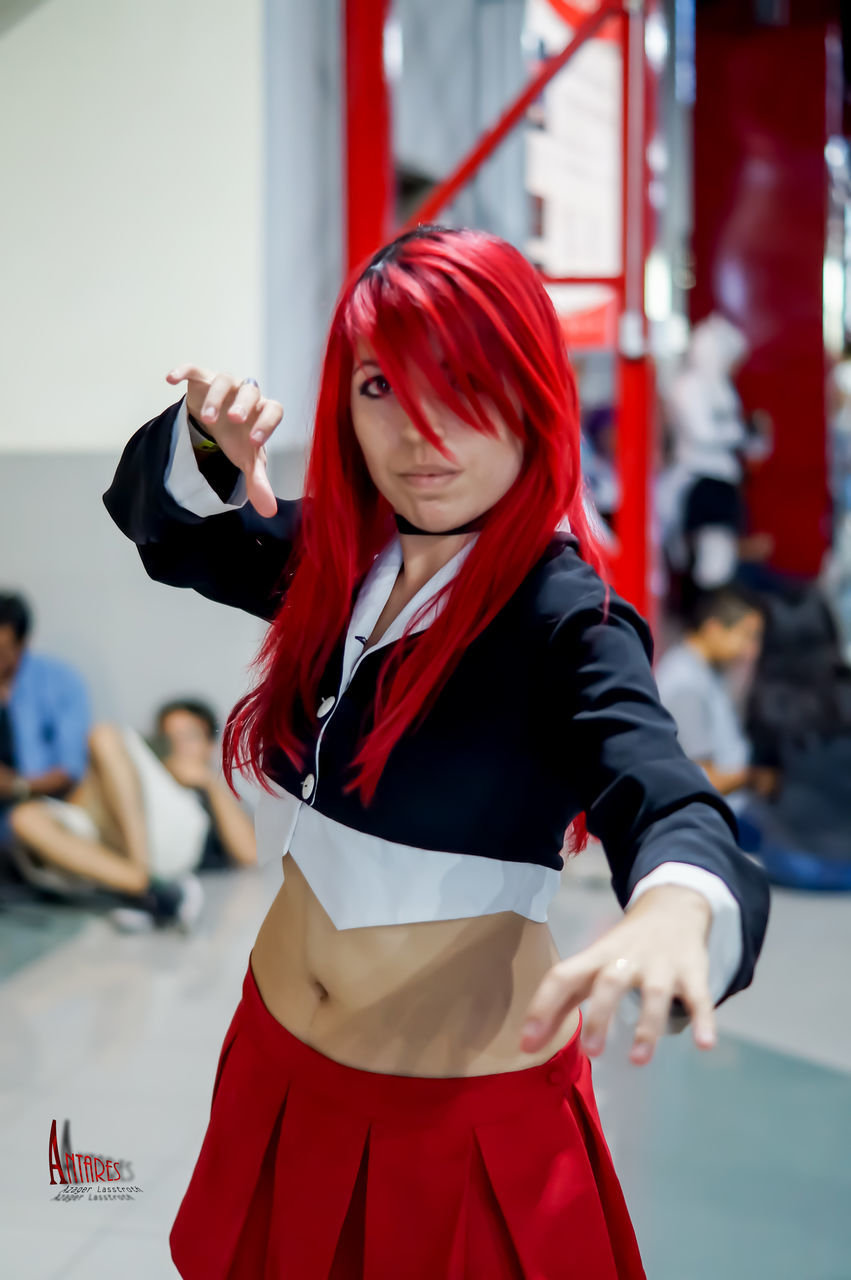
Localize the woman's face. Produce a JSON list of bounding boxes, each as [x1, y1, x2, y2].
[[349, 340, 524, 532]]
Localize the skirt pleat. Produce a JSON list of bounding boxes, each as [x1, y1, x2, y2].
[[463, 1137, 525, 1279], [170, 961, 646, 1279], [170, 1011, 292, 1279], [229, 1101, 289, 1279], [472, 1089, 619, 1278], [362, 1112, 472, 1276], [266, 1080, 371, 1278], [568, 1067, 647, 1280], [329, 1134, 371, 1279]]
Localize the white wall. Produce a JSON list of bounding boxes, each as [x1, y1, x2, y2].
[[0, 0, 266, 454], [264, 0, 343, 447], [0, 0, 342, 731]]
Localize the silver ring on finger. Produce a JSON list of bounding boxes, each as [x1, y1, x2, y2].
[[241, 376, 260, 389]]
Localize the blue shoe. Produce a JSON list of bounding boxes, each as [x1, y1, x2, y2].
[[754, 845, 851, 892]]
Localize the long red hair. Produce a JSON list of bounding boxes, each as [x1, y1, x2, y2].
[[223, 227, 607, 850]]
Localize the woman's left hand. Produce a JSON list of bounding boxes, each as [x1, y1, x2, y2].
[[520, 885, 717, 1066]]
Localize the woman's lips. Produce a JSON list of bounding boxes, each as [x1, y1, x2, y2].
[[400, 472, 459, 488]]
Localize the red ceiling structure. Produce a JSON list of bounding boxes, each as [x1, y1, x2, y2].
[[344, 0, 660, 619]]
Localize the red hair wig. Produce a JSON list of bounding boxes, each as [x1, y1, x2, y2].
[[223, 227, 607, 849]]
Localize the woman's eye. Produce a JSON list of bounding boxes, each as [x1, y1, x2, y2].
[[440, 363, 462, 393], [360, 375, 391, 399], [443, 365, 483, 398]]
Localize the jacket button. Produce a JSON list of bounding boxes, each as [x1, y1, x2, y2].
[[547, 1067, 565, 1087], [317, 696, 335, 718], [301, 774, 315, 800]]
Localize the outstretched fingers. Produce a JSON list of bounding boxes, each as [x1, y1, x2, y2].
[[520, 957, 593, 1053], [580, 958, 645, 1058], [678, 970, 717, 1051], [623, 971, 676, 1065]]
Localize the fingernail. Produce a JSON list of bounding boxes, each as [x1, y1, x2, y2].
[[584, 1034, 603, 1056], [521, 1020, 542, 1042], [696, 1030, 716, 1048], [203, 405, 216, 419], [250, 430, 264, 444], [631, 1042, 651, 1062]]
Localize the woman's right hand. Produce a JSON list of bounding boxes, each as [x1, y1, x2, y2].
[[165, 365, 283, 518]]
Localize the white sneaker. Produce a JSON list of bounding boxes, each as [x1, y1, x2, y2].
[[107, 874, 204, 934], [174, 874, 204, 933], [107, 906, 155, 934]]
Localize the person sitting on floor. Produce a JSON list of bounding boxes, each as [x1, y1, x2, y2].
[[654, 587, 772, 807], [151, 698, 256, 871], [740, 587, 851, 891], [8, 701, 255, 928]]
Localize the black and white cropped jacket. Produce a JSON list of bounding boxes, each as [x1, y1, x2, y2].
[[103, 399, 770, 1008]]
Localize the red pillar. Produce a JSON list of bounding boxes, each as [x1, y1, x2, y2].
[[691, 10, 832, 577], [612, 3, 655, 624], [344, 0, 394, 274]]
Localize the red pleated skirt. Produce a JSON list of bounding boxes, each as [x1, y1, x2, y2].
[[170, 962, 646, 1279]]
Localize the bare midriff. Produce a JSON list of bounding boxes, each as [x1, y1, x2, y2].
[[249, 851, 579, 1078]]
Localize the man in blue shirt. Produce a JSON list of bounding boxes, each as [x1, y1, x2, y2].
[[0, 593, 91, 846]]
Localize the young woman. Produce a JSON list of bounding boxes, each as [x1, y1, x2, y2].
[[104, 227, 769, 1279]]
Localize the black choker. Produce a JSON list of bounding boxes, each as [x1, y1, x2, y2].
[[394, 512, 488, 536]]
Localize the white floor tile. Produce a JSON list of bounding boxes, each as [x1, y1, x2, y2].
[[59, 1228, 180, 1278], [4, 1224, 97, 1280]]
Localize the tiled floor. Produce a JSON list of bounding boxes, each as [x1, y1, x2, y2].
[[2, 852, 849, 1279]]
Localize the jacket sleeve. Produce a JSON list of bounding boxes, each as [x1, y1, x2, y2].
[[553, 584, 770, 1005], [102, 399, 302, 622]]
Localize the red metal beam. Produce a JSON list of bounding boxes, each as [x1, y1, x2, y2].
[[540, 274, 625, 290], [344, 0, 394, 273], [612, 3, 656, 623], [403, 0, 623, 229]]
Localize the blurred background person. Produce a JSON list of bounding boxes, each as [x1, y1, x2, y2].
[[8, 719, 206, 929], [741, 586, 851, 892], [152, 698, 257, 872], [822, 345, 851, 662], [581, 404, 620, 532], [8, 698, 255, 928], [661, 315, 773, 610], [658, 581, 851, 894], [0, 591, 91, 857], [655, 587, 769, 807]]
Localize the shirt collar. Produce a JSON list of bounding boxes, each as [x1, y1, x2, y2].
[[340, 533, 479, 690]]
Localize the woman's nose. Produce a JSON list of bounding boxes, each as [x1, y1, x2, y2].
[[400, 401, 447, 443]]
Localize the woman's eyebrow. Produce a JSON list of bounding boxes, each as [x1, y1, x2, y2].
[[354, 359, 382, 373]]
